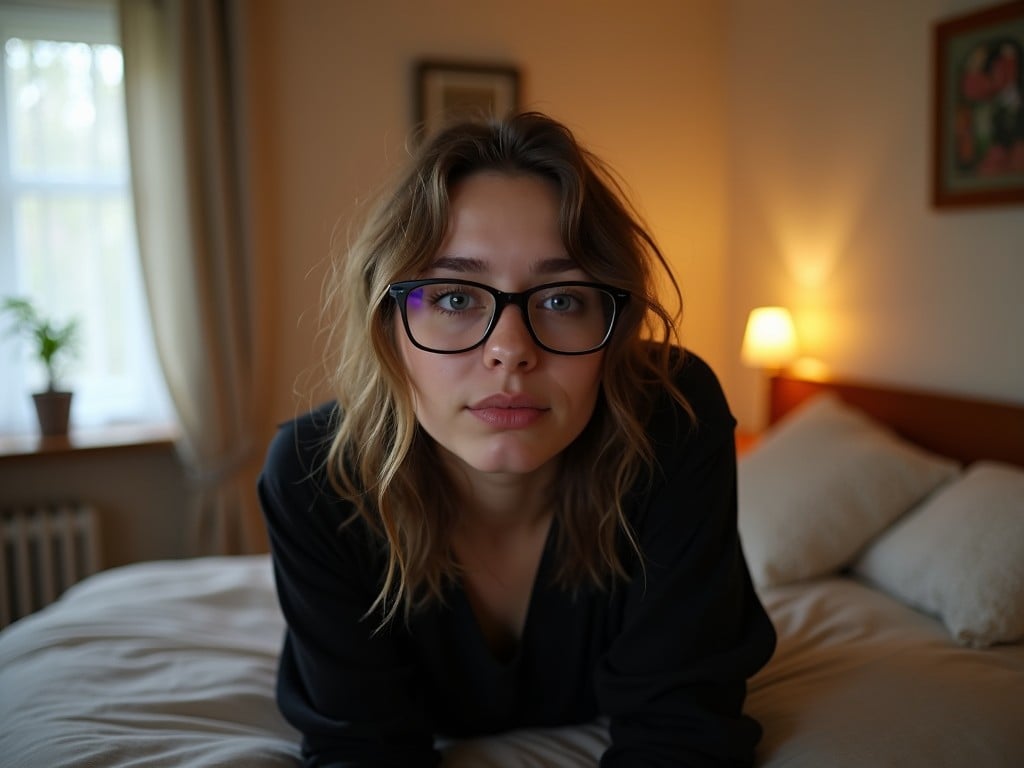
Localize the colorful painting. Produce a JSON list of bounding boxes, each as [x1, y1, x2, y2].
[[933, 1, 1024, 207]]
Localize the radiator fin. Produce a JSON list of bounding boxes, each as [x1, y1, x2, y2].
[[0, 504, 101, 628]]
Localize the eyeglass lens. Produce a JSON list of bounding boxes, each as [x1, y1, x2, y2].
[[403, 282, 616, 353]]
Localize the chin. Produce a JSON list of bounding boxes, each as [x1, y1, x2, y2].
[[450, 439, 559, 477], [466, 452, 553, 476]]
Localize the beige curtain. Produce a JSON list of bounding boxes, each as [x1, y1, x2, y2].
[[119, 0, 266, 555]]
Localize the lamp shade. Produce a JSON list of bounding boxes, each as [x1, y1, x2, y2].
[[741, 306, 798, 369]]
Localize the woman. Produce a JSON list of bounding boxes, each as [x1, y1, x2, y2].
[[259, 112, 775, 767]]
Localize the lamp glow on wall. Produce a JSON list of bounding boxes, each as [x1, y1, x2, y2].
[[741, 306, 798, 372]]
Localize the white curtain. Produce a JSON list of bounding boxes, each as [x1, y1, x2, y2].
[[119, 0, 267, 554]]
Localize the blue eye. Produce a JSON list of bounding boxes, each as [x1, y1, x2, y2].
[[422, 285, 490, 316], [436, 292, 472, 311], [545, 294, 575, 311], [538, 292, 583, 313]]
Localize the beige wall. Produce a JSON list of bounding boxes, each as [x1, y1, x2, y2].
[[6, 0, 1022, 565], [724, 0, 1024, 428], [259, 0, 731, 422], [262, 0, 1024, 435], [0, 445, 189, 569]]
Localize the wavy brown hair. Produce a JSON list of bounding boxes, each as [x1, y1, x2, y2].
[[322, 112, 691, 625]]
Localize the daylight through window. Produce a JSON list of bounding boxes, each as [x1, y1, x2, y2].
[[0, 2, 172, 434]]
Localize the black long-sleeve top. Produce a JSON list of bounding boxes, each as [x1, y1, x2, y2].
[[259, 352, 776, 767]]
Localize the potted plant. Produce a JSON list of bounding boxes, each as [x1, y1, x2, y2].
[[1, 296, 80, 436]]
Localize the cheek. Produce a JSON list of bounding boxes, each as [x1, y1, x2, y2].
[[395, 324, 425, 409], [395, 315, 431, 386], [396, 332, 461, 421], [565, 356, 605, 417], [397, 334, 427, 404]]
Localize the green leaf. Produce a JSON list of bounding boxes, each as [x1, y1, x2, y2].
[[1, 295, 80, 390]]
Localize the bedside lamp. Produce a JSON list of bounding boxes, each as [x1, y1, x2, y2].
[[741, 306, 798, 372]]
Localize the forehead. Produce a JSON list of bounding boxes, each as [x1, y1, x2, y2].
[[446, 171, 560, 224], [434, 172, 577, 278]]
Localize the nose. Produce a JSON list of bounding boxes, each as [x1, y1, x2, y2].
[[483, 304, 538, 370]]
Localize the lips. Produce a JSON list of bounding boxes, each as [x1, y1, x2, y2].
[[469, 393, 546, 410], [467, 393, 548, 428]]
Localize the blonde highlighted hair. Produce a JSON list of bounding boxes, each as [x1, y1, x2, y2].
[[322, 112, 691, 625]]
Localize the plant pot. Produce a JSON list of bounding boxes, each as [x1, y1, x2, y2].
[[33, 390, 73, 436]]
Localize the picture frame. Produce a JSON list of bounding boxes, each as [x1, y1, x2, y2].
[[414, 60, 520, 138], [931, 1, 1024, 208]]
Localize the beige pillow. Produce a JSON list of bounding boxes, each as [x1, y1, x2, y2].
[[738, 394, 959, 588], [854, 461, 1024, 648]]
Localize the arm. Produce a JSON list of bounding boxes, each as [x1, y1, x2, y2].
[[259, 410, 440, 768], [595, 356, 776, 767]]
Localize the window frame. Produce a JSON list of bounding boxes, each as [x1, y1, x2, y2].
[[0, 0, 172, 435]]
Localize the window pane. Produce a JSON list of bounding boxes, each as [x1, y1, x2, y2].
[[15, 193, 137, 381], [5, 37, 127, 178], [0, 4, 172, 434]]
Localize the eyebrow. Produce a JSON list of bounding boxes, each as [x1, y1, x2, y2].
[[431, 255, 581, 274]]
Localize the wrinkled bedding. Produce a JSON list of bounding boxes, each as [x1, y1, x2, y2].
[[748, 578, 1024, 767], [1, 555, 1022, 767]]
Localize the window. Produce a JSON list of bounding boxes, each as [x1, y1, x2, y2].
[[0, 1, 172, 434]]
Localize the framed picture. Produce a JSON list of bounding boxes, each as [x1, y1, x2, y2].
[[415, 60, 519, 138], [932, 1, 1024, 207]]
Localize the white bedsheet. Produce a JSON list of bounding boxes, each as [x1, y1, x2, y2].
[[749, 578, 1024, 767], [1, 556, 1022, 767], [0, 556, 298, 768]]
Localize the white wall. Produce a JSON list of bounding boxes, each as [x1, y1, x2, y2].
[[725, 0, 1024, 428], [258, 0, 731, 422]]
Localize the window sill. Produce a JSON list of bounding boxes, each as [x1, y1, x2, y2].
[[0, 422, 179, 461]]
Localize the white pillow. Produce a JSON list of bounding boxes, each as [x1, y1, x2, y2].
[[738, 394, 959, 588], [853, 461, 1024, 648]]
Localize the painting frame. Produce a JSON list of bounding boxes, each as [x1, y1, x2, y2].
[[414, 60, 520, 139], [931, 1, 1024, 208]]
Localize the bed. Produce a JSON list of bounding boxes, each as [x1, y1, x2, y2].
[[1, 374, 1022, 767]]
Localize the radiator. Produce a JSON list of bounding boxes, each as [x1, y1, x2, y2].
[[0, 503, 102, 628]]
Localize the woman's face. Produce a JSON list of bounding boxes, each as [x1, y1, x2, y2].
[[395, 171, 605, 480]]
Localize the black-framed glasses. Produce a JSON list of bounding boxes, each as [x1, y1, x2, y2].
[[388, 278, 630, 355]]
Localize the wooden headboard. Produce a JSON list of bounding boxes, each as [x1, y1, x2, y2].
[[769, 376, 1024, 467]]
